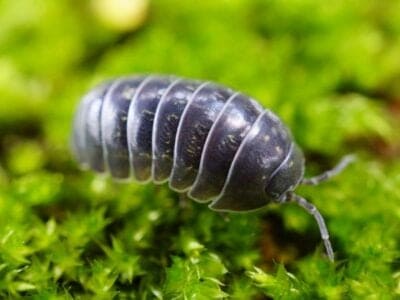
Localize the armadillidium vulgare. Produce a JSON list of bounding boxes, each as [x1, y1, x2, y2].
[[72, 75, 354, 261]]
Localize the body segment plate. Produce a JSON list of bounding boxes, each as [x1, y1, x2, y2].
[[170, 83, 233, 191], [84, 82, 112, 172], [152, 79, 201, 182], [189, 94, 263, 201], [210, 110, 291, 211], [127, 76, 175, 181], [101, 77, 146, 178]]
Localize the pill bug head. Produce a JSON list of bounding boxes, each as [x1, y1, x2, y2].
[[265, 143, 305, 203]]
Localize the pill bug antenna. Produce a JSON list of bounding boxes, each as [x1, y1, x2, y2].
[[301, 154, 356, 186], [286, 192, 335, 262]]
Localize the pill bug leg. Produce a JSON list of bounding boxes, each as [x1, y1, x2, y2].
[[285, 192, 334, 262], [301, 154, 356, 186]]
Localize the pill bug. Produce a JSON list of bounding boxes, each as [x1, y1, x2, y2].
[[72, 75, 354, 261]]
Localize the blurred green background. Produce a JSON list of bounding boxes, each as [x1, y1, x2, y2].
[[0, 0, 399, 298]]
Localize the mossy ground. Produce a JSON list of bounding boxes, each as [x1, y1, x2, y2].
[[0, 0, 400, 299]]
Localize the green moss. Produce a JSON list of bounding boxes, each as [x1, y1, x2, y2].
[[0, 0, 399, 298]]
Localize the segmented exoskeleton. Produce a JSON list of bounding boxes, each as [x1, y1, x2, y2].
[[72, 75, 354, 261]]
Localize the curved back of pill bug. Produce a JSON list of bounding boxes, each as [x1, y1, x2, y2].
[[152, 79, 201, 183], [101, 76, 147, 179], [83, 82, 113, 172], [189, 93, 263, 202], [209, 110, 292, 212], [127, 76, 176, 182], [71, 95, 92, 168], [170, 83, 233, 192], [72, 82, 113, 169]]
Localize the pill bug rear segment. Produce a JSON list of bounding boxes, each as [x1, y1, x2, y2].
[[72, 74, 355, 262]]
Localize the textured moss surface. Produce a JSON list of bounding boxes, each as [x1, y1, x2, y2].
[[0, 0, 399, 298]]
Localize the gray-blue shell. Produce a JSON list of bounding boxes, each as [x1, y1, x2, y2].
[[72, 75, 305, 212]]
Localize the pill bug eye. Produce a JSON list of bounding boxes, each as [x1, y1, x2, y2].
[[72, 74, 354, 262]]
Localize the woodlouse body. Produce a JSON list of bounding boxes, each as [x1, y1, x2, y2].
[[72, 75, 354, 261], [72, 75, 304, 211]]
